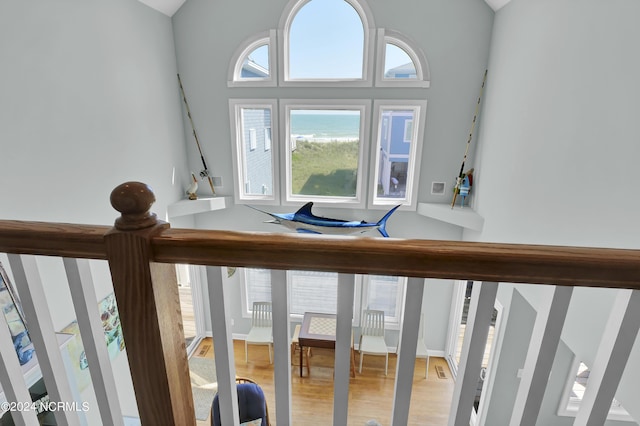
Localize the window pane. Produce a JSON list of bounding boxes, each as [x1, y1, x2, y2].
[[289, 109, 361, 198], [240, 44, 270, 79], [384, 43, 417, 79], [375, 108, 415, 200], [245, 268, 272, 312], [366, 275, 401, 318], [289, 270, 338, 315], [289, 0, 364, 79], [241, 108, 273, 196]]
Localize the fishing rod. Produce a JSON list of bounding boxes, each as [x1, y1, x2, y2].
[[451, 69, 487, 208], [177, 73, 216, 195]]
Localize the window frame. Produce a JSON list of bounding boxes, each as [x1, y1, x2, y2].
[[280, 99, 371, 208], [229, 99, 280, 205], [375, 29, 430, 88], [227, 30, 277, 87], [239, 267, 363, 325], [368, 99, 427, 210], [361, 274, 407, 330], [557, 356, 633, 422], [278, 0, 376, 87]]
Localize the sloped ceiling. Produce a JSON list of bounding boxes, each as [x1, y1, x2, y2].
[[137, 0, 509, 17]]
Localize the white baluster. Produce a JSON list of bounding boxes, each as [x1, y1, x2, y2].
[[63, 258, 124, 426], [574, 289, 640, 426], [448, 281, 498, 426], [391, 277, 424, 426], [8, 254, 80, 426], [0, 308, 39, 426], [334, 273, 355, 425], [207, 266, 239, 426], [510, 285, 573, 426], [271, 269, 292, 426]]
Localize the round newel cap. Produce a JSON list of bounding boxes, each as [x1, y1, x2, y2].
[[110, 181, 158, 230]]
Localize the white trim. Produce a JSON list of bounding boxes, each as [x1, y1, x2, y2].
[[368, 99, 427, 210], [229, 99, 280, 205], [375, 29, 430, 88], [280, 99, 370, 208], [445, 280, 467, 379], [227, 30, 277, 87], [278, 0, 375, 87]]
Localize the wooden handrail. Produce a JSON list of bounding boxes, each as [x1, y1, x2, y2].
[[1, 221, 638, 289], [1, 182, 639, 425]]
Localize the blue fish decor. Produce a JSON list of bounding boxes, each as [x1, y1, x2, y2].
[[249, 202, 400, 237]]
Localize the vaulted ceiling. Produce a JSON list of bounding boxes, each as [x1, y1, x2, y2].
[[137, 0, 509, 17]]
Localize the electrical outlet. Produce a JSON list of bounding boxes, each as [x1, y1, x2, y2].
[[212, 176, 223, 188]]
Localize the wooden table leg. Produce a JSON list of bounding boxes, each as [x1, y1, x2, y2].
[[300, 344, 303, 377]]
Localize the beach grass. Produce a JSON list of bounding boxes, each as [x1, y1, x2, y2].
[[291, 140, 359, 196]]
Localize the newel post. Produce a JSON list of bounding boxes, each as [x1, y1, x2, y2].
[[104, 182, 195, 425]]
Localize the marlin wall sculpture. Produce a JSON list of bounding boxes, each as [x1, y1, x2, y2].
[[249, 202, 401, 237]]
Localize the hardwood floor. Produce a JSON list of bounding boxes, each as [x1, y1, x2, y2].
[[192, 338, 454, 426]]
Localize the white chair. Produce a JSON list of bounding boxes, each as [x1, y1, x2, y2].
[[396, 313, 431, 378], [359, 309, 388, 376], [245, 301, 273, 363]]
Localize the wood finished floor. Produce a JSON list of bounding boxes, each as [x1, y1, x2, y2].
[[192, 338, 454, 426]]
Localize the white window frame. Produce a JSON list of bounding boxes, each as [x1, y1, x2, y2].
[[280, 99, 370, 208], [361, 275, 407, 330], [375, 29, 430, 88], [557, 356, 634, 422], [403, 119, 413, 143], [228, 30, 277, 87], [278, 0, 376, 87], [229, 99, 280, 205], [368, 100, 427, 210], [239, 267, 362, 325]]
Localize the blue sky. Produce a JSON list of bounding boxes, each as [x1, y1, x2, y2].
[[248, 0, 412, 78]]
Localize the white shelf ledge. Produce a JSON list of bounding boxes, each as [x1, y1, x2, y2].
[[167, 196, 231, 218], [417, 202, 484, 231]]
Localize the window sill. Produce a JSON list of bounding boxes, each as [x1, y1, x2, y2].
[[167, 196, 232, 218], [417, 202, 484, 231]]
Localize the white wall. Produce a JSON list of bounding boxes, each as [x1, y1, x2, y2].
[[468, 0, 640, 422], [0, 0, 190, 420]]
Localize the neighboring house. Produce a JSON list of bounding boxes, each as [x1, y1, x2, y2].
[[378, 110, 412, 197], [242, 108, 273, 196], [384, 62, 417, 79]]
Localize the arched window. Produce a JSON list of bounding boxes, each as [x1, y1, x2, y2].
[[229, 0, 430, 209], [375, 29, 430, 88], [278, 0, 375, 86], [228, 30, 277, 87]]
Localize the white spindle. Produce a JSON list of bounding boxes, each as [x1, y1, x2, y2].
[[333, 273, 355, 425], [8, 254, 80, 426], [63, 258, 124, 426], [391, 277, 424, 426], [448, 281, 498, 426], [510, 285, 573, 425], [207, 266, 239, 426], [0, 308, 39, 426], [574, 289, 640, 426], [270, 269, 292, 426]]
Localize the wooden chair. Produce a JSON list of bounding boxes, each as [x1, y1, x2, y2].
[[359, 309, 389, 376], [290, 324, 311, 374], [245, 302, 273, 363]]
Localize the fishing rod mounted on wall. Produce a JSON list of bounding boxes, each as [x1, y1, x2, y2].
[[178, 73, 216, 196]]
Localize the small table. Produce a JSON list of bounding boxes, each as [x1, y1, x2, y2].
[[297, 312, 356, 378]]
